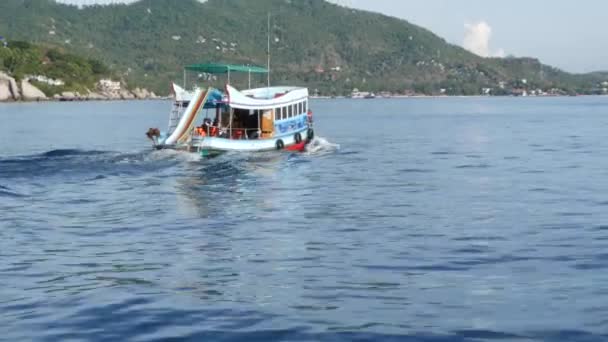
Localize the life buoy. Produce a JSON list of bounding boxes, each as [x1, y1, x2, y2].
[[294, 132, 302, 143], [307, 128, 314, 142], [276, 139, 285, 150]]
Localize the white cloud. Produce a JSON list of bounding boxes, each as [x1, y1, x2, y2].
[[463, 21, 505, 58]]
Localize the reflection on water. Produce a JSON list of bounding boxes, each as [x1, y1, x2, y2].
[[173, 151, 309, 218]]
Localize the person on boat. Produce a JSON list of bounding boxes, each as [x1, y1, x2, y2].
[[218, 127, 228, 138], [210, 118, 219, 136], [203, 118, 212, 135], [248, 130, 260, 140], [196, 126, 206, 136]]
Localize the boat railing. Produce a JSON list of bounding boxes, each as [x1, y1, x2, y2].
[[191, 126, 264, 140], [167, 102, 186, 134]]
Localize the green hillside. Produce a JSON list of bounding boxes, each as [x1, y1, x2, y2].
[[0, 39, 110, 95], [0, 0, 606, 95]]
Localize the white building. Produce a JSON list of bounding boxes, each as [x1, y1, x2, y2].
[[26, 75, 65, 86], [351, 88, 373, 98], [98, 79, 121, 92]]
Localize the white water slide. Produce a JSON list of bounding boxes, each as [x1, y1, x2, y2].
[[164, 88, 209, 145]]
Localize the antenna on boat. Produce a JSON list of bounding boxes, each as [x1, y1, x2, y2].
[[267, 12, 271, 88]]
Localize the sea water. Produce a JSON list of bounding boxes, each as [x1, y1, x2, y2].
[[1, 97, 608, 341]]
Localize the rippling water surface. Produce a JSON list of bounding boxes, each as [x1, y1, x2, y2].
[[2, 97, 608, 341]]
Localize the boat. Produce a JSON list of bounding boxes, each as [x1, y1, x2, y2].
[[145, 63, 315, 157]]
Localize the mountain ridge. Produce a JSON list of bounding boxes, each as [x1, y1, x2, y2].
[[1, 0, 606, 95]]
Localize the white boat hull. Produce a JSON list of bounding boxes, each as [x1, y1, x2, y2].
[[195, 127, 310, 153]]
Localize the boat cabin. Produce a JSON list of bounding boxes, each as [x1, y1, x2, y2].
[[177, 64, 310, 142], [192, 86, 309, 141]]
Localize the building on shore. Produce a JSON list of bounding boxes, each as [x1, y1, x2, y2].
[[26, 75, 65, 86], [98, 79, 121, 92]]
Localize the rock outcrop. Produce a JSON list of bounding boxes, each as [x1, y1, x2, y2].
[[21, 80, 47, 100], [132, 87, 150, 99], [60, 91, 78, 101], [0, 72, 20, 101], [8, 76, 20, 101], [86, 92, 106, 100], [0, 73, 160, 101], [0, 79, 12, 101], [119, 89, 136, 100]]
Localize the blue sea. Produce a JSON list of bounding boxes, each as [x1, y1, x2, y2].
[[1, 97, 608, 341]]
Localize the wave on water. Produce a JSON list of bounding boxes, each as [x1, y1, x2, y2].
[[305, 136, 340, 155], [147, 148, 202, 163], [40, 149, 109, 158], [0, 148, 189, 180], [0, 138, 337, 182], [0, 184, 24, 198]]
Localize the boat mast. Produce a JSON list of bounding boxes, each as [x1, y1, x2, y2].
[[267, 12, 271, 88]]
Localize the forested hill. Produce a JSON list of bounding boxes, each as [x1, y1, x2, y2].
[[0, 0, 606, 95]]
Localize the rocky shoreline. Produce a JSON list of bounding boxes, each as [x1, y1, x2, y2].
[[0, 72, 163, 102], [50, 87, 163, 102]]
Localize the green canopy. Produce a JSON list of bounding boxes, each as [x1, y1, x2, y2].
[[184, 63, 268, 74]]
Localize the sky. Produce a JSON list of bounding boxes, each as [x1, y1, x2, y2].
[[57, 0, 608, 73]]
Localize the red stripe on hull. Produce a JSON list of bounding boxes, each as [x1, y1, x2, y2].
[[286, 141, 307, 152]]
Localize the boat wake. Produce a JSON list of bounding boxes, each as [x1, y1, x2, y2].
[[147, 148, 203, 163], [0, 184, 25, 198], [305, 136, 340, 155], [0, 139, 336, 183], [0, 148, 192, 181]]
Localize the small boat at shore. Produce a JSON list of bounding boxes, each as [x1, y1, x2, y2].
[[145, 63, 315, 157]]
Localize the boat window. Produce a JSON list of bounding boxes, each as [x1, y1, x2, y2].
[[275, 108, 280, 121], [298, 102, 303, 114], [290, 105, 294, 118], [283, 106, 287, 120], [304, 101, 307, 113]]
